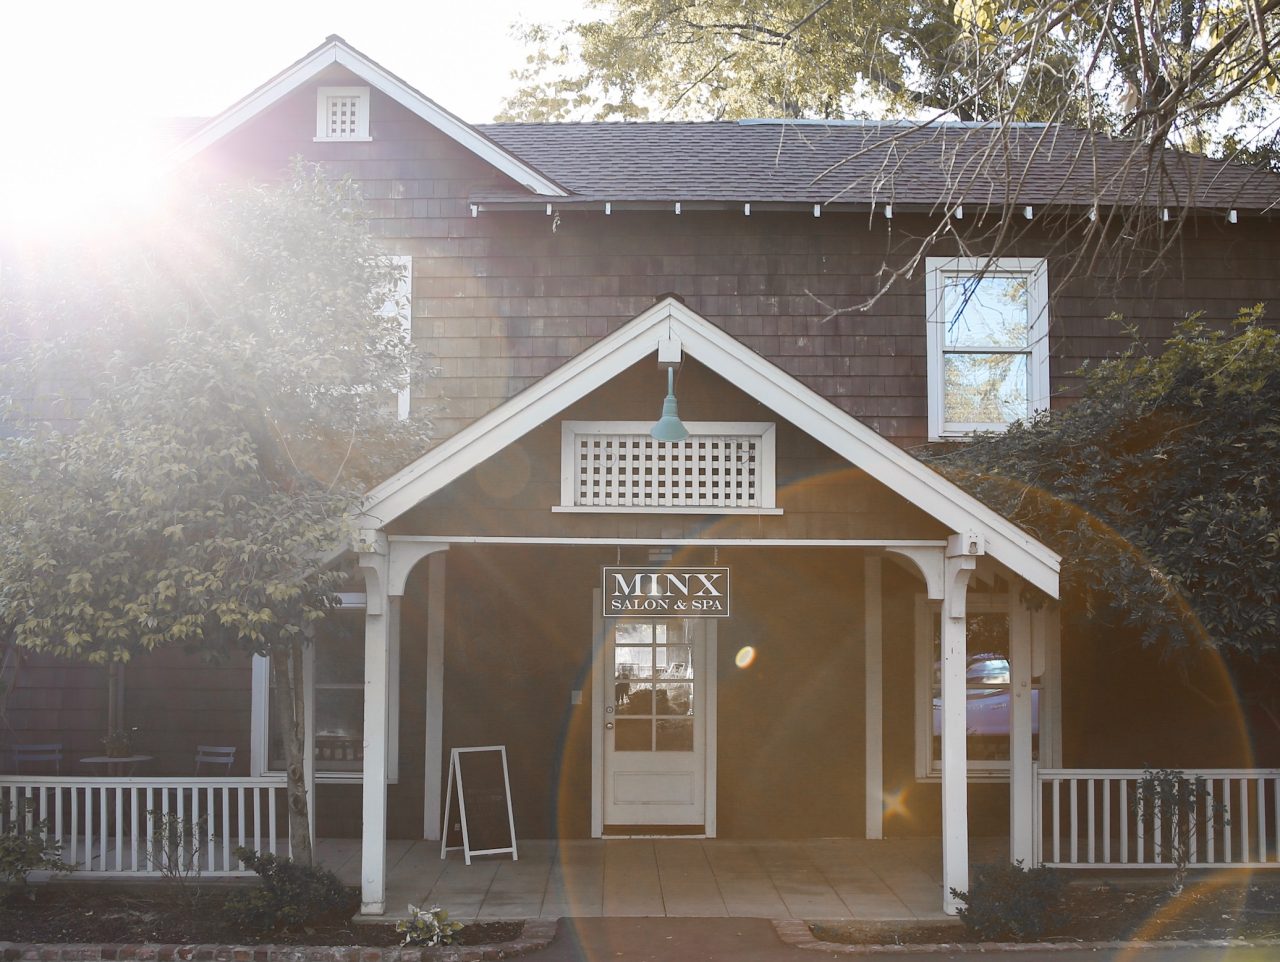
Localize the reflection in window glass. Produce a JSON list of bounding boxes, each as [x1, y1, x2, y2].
[[943, 275, 1030, 348], [611, 620, 695, 753], [942, 353, 1028, 424], [929, 611, 1040, 770], [268, 607, 365, 774]]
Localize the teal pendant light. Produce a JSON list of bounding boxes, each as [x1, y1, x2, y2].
[[650, 367, 689, 442]]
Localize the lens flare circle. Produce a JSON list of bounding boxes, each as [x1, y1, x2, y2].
[[734, 645, 756, 669]]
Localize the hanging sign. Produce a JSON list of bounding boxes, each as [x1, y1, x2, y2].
[[602, 566, 730, 617]]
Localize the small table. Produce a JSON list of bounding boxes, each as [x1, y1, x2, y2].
[[80, 754, 154, 776]]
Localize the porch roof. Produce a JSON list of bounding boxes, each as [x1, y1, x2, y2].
[[357, 298, 1060, 598]]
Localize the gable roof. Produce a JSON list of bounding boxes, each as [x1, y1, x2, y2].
[[473, 120, 1280, 213], [359, 297, 1060, 598], [168, 36, 566, 197]]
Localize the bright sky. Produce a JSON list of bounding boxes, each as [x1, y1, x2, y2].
[[2, 0, 590, 238]]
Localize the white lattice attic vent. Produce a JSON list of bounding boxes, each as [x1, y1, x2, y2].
[[558, 421, 779, 514], [315, 86, 371, 141]]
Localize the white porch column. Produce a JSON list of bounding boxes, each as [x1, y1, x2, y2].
[[1008, 579, 1035, 866], [941, 535, 978, 914], [864, 555, 884, 839], [358, 535, 393, 916], [423, 551, 447, 840]]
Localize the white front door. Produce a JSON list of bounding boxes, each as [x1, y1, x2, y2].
[[601, 618, 709, 830]]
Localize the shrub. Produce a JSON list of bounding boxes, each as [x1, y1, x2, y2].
[[396, 904, 465, 946], [0, 820, 75, 896], [225, 848, 357, 934], [952, 861, 1065, 941]]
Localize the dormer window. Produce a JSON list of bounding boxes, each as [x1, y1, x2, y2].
[[315, 86, 371, 141]]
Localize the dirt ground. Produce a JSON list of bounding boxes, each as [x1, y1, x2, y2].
[[813, 876, 1280, 945], [0, 886, 521, 947]]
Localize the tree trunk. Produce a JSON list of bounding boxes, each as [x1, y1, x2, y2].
[[270, 645, 313, 866]]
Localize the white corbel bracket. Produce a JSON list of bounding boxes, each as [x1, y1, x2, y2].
[[885, 546, 944, 600], [387, 540, 450, 597]]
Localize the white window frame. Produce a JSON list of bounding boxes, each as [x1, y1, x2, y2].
[[314, 86, 372, 142], [912, 593, 1061, 782], [925, 257, 1050, 440], [555, 420, 781, 514], [376, 254, 414, 420], [250, 594, 399, 784]]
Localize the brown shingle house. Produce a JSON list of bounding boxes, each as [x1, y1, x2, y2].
[[4, 35, 1279, 917]]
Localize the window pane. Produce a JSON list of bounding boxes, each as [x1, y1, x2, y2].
[[617, 682, 653, 715], [656, 645, 692, 678], [615, 646, 654, 680], [315, 689, 364, 771], [656, 718, 694, 751], [655, 682, 693, 716], [944, 274, 1030, 348], [615, 623, 653, 646], [615, 718, 651, 751], [943, 352, 1028, 424]]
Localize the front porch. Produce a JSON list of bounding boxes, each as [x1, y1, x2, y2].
[[321, 836, 1007, 921]]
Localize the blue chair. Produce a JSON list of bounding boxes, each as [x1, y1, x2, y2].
[[12, 743, 62, 774]]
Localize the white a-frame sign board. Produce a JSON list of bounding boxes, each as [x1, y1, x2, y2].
[[440, 746, 518, 864]]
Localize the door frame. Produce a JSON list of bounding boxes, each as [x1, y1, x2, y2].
[[591, 588, 718, 837]]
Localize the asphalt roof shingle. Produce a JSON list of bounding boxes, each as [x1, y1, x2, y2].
[[475, 120, 1280, 212]]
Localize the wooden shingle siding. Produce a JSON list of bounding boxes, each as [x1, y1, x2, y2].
[[3, 649, 250, 775], [195, 73, 1280, 452], [387, 358, 949, 541]]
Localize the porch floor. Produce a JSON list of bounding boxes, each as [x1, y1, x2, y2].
[[319, 837, 1007, 921]]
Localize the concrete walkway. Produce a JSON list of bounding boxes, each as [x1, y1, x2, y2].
[[321, 837, 1006, 922]]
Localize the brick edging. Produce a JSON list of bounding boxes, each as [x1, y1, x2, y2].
[[0, 919, 558, 962], [772, 920, 1280, 954]]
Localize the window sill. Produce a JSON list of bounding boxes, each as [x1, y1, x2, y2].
[[553, 506, 783, 515], [312, 136, 373, 143]]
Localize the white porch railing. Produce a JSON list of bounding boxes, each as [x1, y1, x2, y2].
[[0, 776, 289, 877], [1037, 768, 1280, 869]]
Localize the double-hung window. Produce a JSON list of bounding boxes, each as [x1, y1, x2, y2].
[[250, 594, 399, 783], [913, 593, 1060, 781], [925, 257, 1049, 439]]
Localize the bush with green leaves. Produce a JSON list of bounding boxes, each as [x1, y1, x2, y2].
[[1, 820, 75, 895], [396, 904, 465, 946], [952, 861, 1066, 941], [925, 310, 1280, 713], [224, 848, 357, 933]]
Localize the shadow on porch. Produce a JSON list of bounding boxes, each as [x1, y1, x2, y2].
[[319, 837, 1008, 921]]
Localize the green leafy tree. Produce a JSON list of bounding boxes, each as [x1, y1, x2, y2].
[[502, 0, 1280, 163], [924, 308, 1280, 719], [0, 164, 431, 864], [501, 0, 1093, 123]]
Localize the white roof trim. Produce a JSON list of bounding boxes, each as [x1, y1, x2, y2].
[[360, 298, 1060, 598], [168, 36, 567, 197]]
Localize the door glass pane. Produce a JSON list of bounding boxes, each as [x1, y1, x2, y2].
[[943, 352, 1028, 424], [656, 646, 692, 678], [615, 719, 650, 751], [615, 646, 654, 679], [656, 719, 693, 751], [615, 623, 653, 645], [611, 619, 697, 754], [617, 682, 653, 715], [655, 682, 693, 716]]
